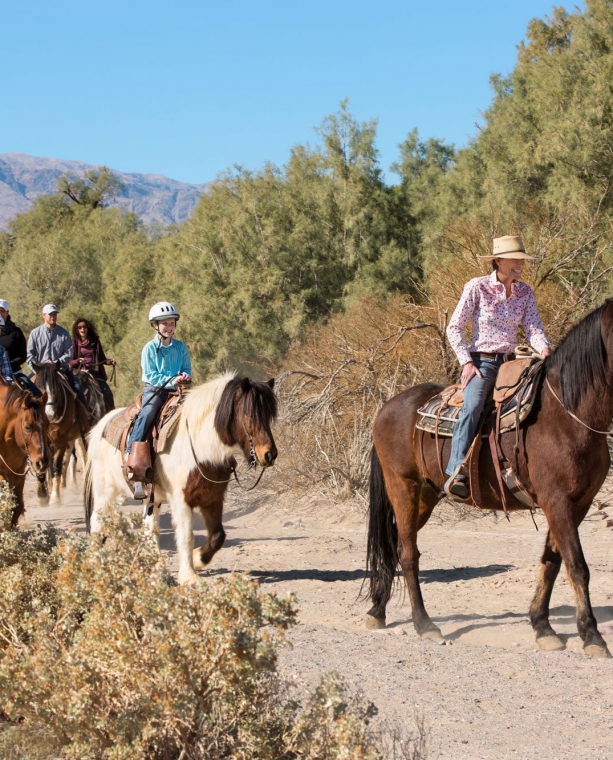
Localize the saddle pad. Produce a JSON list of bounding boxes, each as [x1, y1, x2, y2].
[[154, 407, 182, 452], [102, 409, 129, 450], [415, 365, 542, 438]]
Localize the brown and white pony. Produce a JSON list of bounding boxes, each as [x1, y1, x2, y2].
[[366, 299, 613, 658], [0, 383, 50, 525], [33, 364, 89, 504], [85, 372, 278, 584]]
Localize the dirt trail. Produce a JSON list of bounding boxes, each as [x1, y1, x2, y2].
[[21, 475, 613, 759]]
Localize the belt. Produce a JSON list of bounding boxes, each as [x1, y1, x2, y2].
[[471, 351, 515, 362]]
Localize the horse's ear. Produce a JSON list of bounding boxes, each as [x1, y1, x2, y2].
[[241, 377, 251, 393], [267, 378, 275, 389], [39, 391, 48, 407], [20, 391, 33, 408]]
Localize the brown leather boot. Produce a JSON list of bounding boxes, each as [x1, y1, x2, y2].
[[125, 441, 153, 482]]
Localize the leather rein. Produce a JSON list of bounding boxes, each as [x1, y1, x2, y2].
[[184, 417, 267, 491], [545, 376, 612, 436]]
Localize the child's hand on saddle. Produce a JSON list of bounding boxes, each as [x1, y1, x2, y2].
[[461, 361, 483, 389], [174, 373, 191, 386]]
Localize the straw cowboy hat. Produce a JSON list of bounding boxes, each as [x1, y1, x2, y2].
[[480, 235, 535, 260]]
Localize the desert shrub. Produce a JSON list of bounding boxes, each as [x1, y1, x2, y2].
[[275, 293, 453, 499], [0, 486, 417, 759]]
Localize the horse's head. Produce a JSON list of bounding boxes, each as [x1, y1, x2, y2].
[[215, 376, 278, 467], [13, 388, 50, 475], [32, 362, 63, 421]]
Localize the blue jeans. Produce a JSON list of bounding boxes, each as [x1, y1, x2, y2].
[[126, 385, 170, 453], [446, 357, 501, 477]]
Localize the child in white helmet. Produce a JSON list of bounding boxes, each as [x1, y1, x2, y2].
[[125, 302, 192, 498]]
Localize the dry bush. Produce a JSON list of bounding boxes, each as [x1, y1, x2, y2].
[[0, 485, 421, 760], [275, 293, 454, 499]]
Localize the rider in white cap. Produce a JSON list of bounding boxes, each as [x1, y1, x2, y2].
[[125, 302, 192, 499], [27, 303, 90, 410], [0, 316, 14, 384]]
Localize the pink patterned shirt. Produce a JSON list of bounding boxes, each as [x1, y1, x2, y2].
[[447, 271, 549, 366]]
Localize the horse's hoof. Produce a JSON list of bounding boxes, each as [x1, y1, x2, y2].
[[537, 635, 566, 652], [37, 496, 49, 506], [365, 614, 386, 630], [420, 626, 444, 642], [192, 550, 206, 571], [584, 643, 612, 659], [179, 573, 201, 586]]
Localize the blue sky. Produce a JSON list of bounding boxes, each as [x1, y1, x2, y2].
[[2, 1, 577, 184]]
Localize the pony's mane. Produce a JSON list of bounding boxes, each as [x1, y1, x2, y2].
[[181, 372, 238, 431], [214, 374, 278, 438], [546, 301, 609, 411]]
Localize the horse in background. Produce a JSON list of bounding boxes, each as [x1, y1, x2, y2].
[[0, 383, 50, 525], [85, 373, 278, 584], [33, 364, 90, 504], [366, 299, 613, 658]]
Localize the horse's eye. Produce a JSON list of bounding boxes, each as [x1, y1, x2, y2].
[[24, 426, 33, 433]]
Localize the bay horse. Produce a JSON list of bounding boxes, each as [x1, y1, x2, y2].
[[0, 383, 50, 526], [33, 364, 90, 504], [366, 299, 613, 658], [85, 372, 278, 584]]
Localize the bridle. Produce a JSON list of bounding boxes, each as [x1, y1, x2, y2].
[[184, 417, 267, 491], [0, 404, 47, 477]]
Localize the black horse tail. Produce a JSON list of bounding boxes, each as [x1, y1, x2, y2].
[[365, 446, 398, 611], [84, 454, 93, 534]]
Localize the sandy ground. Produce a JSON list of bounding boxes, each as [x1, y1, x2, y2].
[[20, 472, 613, 760]]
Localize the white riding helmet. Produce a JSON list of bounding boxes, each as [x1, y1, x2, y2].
[[149, 302, 180, 324]]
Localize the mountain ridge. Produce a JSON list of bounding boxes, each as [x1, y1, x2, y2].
[[0, 153, 207, 229]]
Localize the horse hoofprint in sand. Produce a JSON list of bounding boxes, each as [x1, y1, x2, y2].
[[85, 372, 278, 584]]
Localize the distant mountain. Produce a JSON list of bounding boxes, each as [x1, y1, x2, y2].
[[0, 153, 208, 229]]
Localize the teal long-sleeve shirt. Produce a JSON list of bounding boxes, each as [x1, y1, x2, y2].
[[141, 337, 191, 387]]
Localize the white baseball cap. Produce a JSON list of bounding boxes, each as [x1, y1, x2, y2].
[[42, 303, 59, 315], [0, 300, 8, 311]]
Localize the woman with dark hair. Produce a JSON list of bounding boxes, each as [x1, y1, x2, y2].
[[69, 318, 116, 410]]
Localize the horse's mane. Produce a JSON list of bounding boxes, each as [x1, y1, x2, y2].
[[181, 372, 237, 431], [33, 364, 61, 394], [3, 383, 28, 408], [214, 374, 277, 436], [546, 301, 610, 411]]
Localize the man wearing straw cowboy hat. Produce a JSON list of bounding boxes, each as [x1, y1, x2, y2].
[[444, 235, 551, 500]]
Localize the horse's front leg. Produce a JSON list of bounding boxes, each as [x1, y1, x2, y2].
[[529, 529, 565, 651], [193, 499, 226, 570], [169, 496, 198, 584], [390, 474, 442, 641], [9, 478, 25, 527], [50, 446, 66, 504], [36, 471, 49, 504], [544, 501, 610, 658], [143, 496, 162, 540]]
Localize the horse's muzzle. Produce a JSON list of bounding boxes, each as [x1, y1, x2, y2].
[[263, 449, 277, 467], [33, 458, 49, 474]]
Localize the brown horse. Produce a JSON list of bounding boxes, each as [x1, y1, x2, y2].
[[366, 299, 613, 658], [0, 383, 50, 525], [33, 364, 89, 504]]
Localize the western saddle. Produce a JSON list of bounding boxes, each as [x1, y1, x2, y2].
[[102, 388, 187, 507], [415, 350, 545, 514]]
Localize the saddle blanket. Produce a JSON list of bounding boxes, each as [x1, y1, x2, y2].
[[416, 359, 543, 438], [101, 396, 183, 453]]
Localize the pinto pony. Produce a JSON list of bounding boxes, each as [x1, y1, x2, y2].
[[0, 384, 50, 525], [366, 299, 613, 658], [85, 373, 277, 584], [33, 364, 89, 504]]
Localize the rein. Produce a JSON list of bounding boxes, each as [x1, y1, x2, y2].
[[545, 376, 612, 436], [184, 417, 267, 491]]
